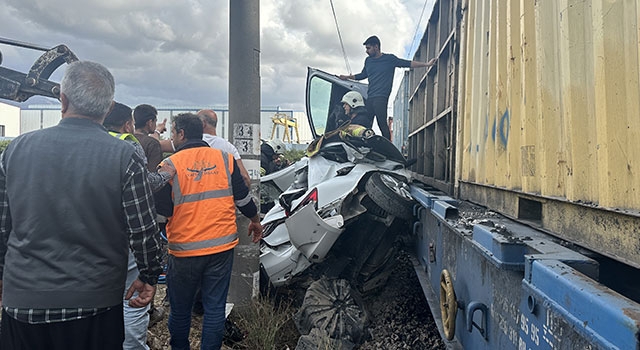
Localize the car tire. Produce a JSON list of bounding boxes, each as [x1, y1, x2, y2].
[[365, 173, 414, 220], [294, 278, 368, 345]]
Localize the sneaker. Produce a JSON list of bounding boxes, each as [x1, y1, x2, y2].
[[148, 306, 165, 327]]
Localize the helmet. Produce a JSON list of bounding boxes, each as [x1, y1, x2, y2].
[[267, 139, 286, 154], [341, 91, 365, 109]]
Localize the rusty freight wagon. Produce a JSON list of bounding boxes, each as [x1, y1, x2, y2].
[[396, 0, 640, 348]]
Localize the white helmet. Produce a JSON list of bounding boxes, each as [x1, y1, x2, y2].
[[267, 139, 286, 154], [341, 91, 365, 109]]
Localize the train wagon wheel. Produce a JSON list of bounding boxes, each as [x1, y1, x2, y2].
[[365, 173, 415, 220], [440, 269, 457, 340]]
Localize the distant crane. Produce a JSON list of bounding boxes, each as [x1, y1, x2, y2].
[[270, 112, 299, 144]]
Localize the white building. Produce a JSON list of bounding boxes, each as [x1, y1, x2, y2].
[[0, 102, 21, 137], [19, 105, 314, 144]]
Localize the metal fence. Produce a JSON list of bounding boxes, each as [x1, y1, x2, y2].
[[20, 105, 314, 144]]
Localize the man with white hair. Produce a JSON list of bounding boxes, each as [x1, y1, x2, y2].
[[0, 61, 162, 349]]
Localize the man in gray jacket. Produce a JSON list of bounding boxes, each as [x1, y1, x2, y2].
[[0, 61, 162, 349]]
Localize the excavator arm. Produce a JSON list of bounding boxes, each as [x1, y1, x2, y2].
[[0, 38, 78, 102]]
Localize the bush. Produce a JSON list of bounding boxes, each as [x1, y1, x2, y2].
[[0, 140, 11, 153], [231, 295, 298, 349], [282, 148, 305, 164]]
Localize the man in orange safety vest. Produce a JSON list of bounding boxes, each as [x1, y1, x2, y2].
[[156, 113, 262, 350]]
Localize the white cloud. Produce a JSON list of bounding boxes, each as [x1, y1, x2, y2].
[[0, 0, 435, 111]]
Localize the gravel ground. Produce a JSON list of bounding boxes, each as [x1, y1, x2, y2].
[[147, 250, 445, 349], [358, 251, 445, 350]]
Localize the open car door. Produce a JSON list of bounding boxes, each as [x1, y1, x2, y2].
[[305, 67, 367, 139]]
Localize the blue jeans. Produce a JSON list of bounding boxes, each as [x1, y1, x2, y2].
[[167, 249, 234, 350], [123, 251, 150, 350]]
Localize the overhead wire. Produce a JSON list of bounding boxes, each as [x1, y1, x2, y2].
[[329, 0, 352, 75], [406, 0, 431, 59]]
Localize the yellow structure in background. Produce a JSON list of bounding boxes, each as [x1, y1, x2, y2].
[[270, 112, 299, 143]]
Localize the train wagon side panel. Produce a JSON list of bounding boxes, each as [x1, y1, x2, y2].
[[400, 0, 640, 270]]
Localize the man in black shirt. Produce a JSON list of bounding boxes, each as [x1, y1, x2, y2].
[[340, 35, 436, 140]]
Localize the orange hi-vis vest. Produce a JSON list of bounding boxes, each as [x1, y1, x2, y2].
[[162, 146, 238, 257]]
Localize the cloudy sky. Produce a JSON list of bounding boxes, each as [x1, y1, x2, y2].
[[0, 0, 435, 111]]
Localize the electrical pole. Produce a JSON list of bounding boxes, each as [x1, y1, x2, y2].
[[228, 0, 261, 305]]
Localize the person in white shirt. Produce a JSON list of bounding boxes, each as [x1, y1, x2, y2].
[[197, 109, 251, 188]]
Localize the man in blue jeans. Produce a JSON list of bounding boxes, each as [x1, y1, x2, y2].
[[340, 35, 436, 140], [104, 102, 174, 349], [156, 113, 262, 350]]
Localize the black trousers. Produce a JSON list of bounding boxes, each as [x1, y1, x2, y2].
[[0, 305, 124, 350], [366, 96, 391, 140]]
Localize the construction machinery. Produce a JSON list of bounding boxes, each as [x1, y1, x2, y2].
[[0, 37, 78, 103]]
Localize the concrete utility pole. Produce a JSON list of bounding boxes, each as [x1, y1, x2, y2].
[[228, 0, 261, 305]]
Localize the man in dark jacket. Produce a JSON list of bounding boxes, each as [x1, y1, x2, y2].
[[260, 139, 286, 176], [0, 61, 162, 349]]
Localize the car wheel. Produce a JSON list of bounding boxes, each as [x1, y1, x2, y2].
[[294, 278, 368, 345], [365, 173, 414, 220]]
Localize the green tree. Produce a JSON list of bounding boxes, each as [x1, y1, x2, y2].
[[282, 148, 305, 164], [0, 140, 11, 153]]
